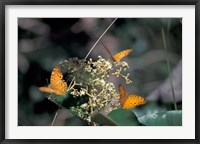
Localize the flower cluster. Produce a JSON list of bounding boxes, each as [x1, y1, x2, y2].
[[58, 56, 132, 123]]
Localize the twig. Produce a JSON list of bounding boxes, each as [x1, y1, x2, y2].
[[161, 27, 177, 110], [84, 18, 117, 60]]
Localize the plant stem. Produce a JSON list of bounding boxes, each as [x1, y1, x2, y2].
[[51, 109, 59, 126], [161, 27, 177, 110], [84, 18, 117, 60]]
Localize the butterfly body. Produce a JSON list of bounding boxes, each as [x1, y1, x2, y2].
[[39, 66, 67, 95], [118, 84, 147, 109]]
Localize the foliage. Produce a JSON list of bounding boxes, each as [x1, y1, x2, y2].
[[138, 110, 182, 126]]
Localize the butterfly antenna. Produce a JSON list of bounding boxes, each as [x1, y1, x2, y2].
[[100, 41, 116, 62], [46, 78, 49, 85]]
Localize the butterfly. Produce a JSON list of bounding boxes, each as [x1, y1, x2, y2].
[[118, 84, 147, 109], [39, 66, 68, 95], [112, 48, 132, 62]]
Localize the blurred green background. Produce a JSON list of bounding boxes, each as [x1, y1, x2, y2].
[[18, 18, 182, 126]]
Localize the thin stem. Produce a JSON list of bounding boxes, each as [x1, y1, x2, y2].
[[167, 18, 171, 32], [161, 27, 177, 110], [51, 109, 59, 126], [84, 18, 117, 60]]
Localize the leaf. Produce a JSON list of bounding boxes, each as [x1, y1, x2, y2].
[[132, 101, 168, 118], [91, 112, 117, 126], [138, 110, 182, 126], [44, 89, 89, 109], [108, 108, 141, 126], [56, 95, 65, 103]]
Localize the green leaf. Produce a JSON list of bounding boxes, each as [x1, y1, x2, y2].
[[132, 101, 168, 118], [138, 110, 182, 126], [108, 108, 141, 126], [56, 95, 65, 103], [91, 112, 117, 126], [44, 89, 89, 109]]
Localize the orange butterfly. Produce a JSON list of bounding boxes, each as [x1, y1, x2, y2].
[[112, 48, 132, 62], [39, 66, 67, 95], [118, 84, 147, 109]]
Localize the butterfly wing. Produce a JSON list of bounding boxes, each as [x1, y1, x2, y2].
[[52, 80, 67, 95], [50, 66, 67, 95], [113, 48, 132, 62], [122, 95, 147, 109], [39, 87, 55, 93], [50, 66, 63, 86], [118, 84, 128, 105], [39, 85, 67, 95]]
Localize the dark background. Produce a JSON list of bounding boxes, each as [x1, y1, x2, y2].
[[18, 18, 182, 126]]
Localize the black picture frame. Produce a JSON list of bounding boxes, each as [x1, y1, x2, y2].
[[0, 0, 199, 144]]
